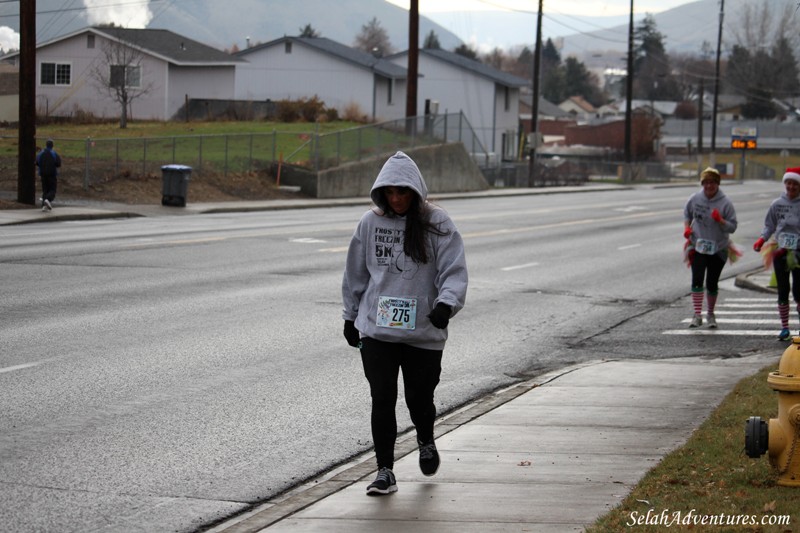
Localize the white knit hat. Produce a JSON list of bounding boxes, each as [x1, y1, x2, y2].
[[783, 167, 800, 184]]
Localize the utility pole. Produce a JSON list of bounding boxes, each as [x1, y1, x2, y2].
[[18, 0, 36, 205], [697, 77, 704, 173], [710, 0, 724, 167], [623, 0, 634, 170], [527, 0, 543, 187], [405, 0, 418, 134]]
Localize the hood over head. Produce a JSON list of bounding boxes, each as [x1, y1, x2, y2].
[[370, 151, 428, 212]]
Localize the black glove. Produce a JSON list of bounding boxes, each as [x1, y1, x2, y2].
[[343, 320, 360, 347], [427, 303, 452, 329]]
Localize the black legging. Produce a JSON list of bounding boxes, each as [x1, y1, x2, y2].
[[360, 337, 442, 470], [691, 252, 726, 293], [774, 252, 800, 304]]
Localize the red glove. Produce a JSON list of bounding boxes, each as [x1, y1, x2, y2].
[[753, 237, 765, 252], [683, 227, 692, 239], [711, 208, 723, 222]]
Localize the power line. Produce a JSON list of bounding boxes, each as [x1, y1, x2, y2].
[[0, 0, 162, 19]]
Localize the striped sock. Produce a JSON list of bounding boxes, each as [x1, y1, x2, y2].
[[780, 303, 790, 329], [692, 291, 704, 316], [706, 293, 717, 314]]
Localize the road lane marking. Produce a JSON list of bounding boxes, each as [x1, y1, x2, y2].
[[618, 243, 641, 250], [501, 262, 540, 271], [460, 210, 671, 239], [0, 361, 44, 374], [123, 236, 227, 247]]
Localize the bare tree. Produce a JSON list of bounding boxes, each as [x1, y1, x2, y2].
[[353, 17, 392, 57], [90, 32, 154, 128]]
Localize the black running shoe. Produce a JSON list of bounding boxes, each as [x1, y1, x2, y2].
[[366, 467, 397, 495], [418, 439, 440, 476]]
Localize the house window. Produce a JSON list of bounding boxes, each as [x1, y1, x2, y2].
[[285, 41, 292, 54], [40, 62, 71, 86], [87, 35, 95, 49], [110, 65, 141, 88]]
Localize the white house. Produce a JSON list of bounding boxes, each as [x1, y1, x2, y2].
[[4, 26, 243, 121], [235, 36, 407, 123], [389, 48, 527, 160], [558, 96, 596, 122]]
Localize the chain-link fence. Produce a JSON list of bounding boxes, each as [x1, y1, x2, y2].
[[1, 112, 485, 191], [483, 158, 777, 188]]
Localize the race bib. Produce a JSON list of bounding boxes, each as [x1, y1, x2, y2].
[[778, 233, 799, 250], [376, 296, 417, 329], [695, 238, 717, 255]]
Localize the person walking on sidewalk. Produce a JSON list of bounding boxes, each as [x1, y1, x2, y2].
[[683, 167, 739, 329], [341, 151, 468, 496], [36, 139, 61, 212], [754, 167, 800, 341]]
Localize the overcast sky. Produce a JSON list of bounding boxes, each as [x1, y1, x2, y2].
[[386, 0, 693, 16]]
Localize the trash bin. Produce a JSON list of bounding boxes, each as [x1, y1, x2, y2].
[[161, 164, 191, 207]]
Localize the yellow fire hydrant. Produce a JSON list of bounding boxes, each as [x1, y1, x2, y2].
[[746, 337, 800, 486]]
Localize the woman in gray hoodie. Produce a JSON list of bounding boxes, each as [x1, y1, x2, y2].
[[683, 167, 738, 329], [342, 151, 468, 496], [754, 167, 800, 340]]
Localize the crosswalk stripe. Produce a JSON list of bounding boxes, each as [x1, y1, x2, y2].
[[666, 296, 785, 337], [680, 318, 777, 324], [715, 303, 777, 308], [664, 330, 785, 336], [705, 310, 776, 315]]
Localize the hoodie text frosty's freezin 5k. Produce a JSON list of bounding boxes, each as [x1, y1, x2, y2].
[[341, 152, 468, 350]]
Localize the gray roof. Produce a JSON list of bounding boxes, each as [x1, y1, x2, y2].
[[92, 27, 243, 65], [237, 36, 407, 80], [1, 27, 244, 66], [391, 48, 528, 88]]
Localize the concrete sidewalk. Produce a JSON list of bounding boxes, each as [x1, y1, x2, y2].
[[209, 353, 779, 533], [0, 184, 635, 226]]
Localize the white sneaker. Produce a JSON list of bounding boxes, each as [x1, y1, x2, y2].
[[44, 199, 52, 211], [707, 313, 717, 329], [689, 314, 702, 328]]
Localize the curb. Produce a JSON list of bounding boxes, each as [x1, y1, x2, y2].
[[734, 268, 776, 294]]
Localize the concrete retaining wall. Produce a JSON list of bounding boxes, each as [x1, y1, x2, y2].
[[276, 143, 490, 198]]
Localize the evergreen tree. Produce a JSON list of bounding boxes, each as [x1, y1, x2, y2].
[[299, 24, 320, 38], [540, 38, 565, 103], [771, 36, 800, 98], [632, 14, 682, 101], [453, 43, 479, 61], [423, 30, 440, 50]]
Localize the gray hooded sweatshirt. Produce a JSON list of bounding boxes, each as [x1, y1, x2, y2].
[[683, 188, 737, 259], [341, 152, 468, 350], [759, 192, 800, 248]]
